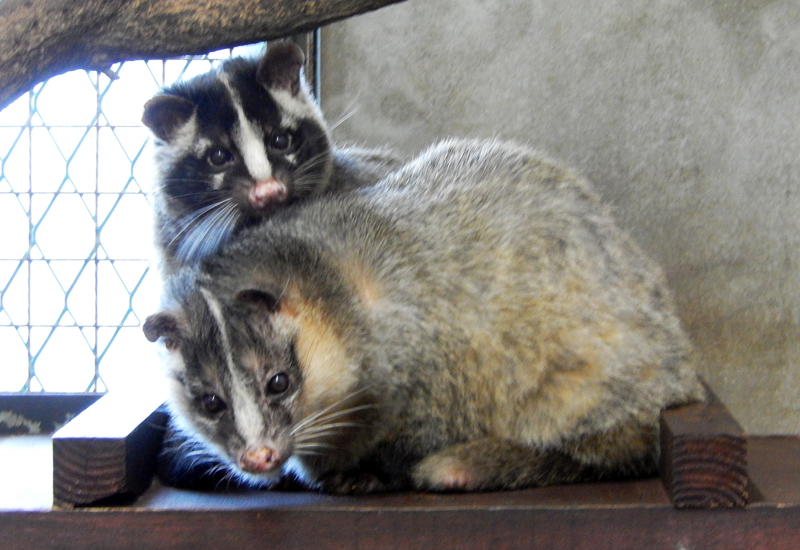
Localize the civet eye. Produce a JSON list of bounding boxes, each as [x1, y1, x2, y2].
[[267, 372, 290, 395], [207, 148, 233, 167], [200, 393, 227, 414], [270, 133, 291, 151]]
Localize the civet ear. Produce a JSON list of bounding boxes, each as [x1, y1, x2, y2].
[[257, 41, 305, 96], [142, 95, 195, 141], [143, 312, 183, 351]]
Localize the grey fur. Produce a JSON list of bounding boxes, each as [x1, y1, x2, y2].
[[145, 137, 704, 494]]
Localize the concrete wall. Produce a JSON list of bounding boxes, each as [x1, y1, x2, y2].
[[320, 0, 800, 435]]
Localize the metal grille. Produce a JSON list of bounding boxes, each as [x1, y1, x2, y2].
[[0, 45, 266, 393]]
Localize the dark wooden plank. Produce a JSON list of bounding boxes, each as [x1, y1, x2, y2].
[[1, 493, 799, 550], [138, 476, 673, 510], [660, 383, 748, 508], [1, 436, 798, 549], [51, 391, 169, 507], [0, 393, 103, 435]]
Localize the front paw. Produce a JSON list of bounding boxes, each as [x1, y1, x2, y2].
[[412, 454, 481, 492], [318, 471, 389, 495], [268, 471, 309, 491]]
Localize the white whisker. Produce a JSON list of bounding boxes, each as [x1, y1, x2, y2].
[[293, 449, 326, 458], [329, 103, 360, 131], [293, 441, 338, 451], [175, 199, 240, 261], [294, 413, 371, 438], [296, 420, 364, 435], [290, 389, 372, 435], [168, 199, 231, 245], [296, 151, 329, 171]]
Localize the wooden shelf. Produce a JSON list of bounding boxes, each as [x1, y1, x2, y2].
[[0, 436, 799, 549], [1, 389, 798, 549]]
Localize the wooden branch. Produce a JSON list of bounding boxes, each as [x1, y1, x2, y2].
[[51, 390, 168, 507], [0, 0, 407, 111], [659, 382, 748, 508]]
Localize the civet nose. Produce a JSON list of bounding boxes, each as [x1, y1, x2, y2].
[[240, 446, 281, 473], [249, 178, 287, 209]]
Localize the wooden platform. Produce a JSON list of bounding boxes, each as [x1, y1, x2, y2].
[[1, 390, 799, 550]]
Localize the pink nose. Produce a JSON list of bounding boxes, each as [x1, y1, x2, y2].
[[249, 178, 287, 209], [240, 446, 282, 473]]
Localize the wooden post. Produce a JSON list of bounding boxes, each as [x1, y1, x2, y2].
[[659, 383, 749, 508], [51, 390, 169, 507]]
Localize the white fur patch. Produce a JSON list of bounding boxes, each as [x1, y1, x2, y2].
[[169, 114, 199, 154], [155, 114, 198, 173], [211, 172, 225, 190], [193, 137, 212, 157], [219, 73, 273, 182], [270, 88, 325, 129], [199, 288, 265, 445]]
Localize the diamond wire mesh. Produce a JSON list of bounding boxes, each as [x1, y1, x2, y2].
[[0, 45, 265, 393]]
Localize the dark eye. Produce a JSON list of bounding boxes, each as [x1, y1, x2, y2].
[[267, 373, 290, 395], [207, 148, 233, 167], [269, 133, 292, 151], [200, 393, 227, 414]]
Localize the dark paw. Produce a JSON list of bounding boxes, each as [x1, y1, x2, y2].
[[158, 426, 246, 491], [268, 471, 308, 492], [319, 471, 388, 495]]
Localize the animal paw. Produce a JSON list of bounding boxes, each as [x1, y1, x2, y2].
[[318, 471, 388, 495], [412, 455, 481, 492]]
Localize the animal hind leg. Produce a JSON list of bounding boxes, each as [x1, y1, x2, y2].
[[411, 437, 606, 492]]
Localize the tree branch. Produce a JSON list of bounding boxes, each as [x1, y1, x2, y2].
[[0, 0, 406, 111]]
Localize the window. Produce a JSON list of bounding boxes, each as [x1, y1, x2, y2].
[[0, 44, 267, 393]]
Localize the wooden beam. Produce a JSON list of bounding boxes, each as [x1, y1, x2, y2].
[[659, 383, 748, 508], [51, 390, 169, 507], [0, 0, 408, 111]]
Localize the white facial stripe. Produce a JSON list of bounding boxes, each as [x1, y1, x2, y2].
[[170, 113, 199, 153], [236, 117, 273, 182], [155, 114, 198, 173], [219, 73, 273, 182], [270, 88, 325, 127], [200, 288, 265, 445]]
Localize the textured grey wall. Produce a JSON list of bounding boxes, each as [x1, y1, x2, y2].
[[320, 0, 800, 434]]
